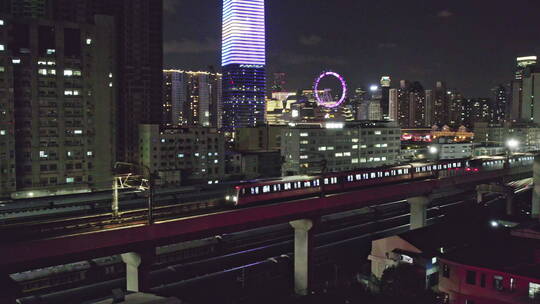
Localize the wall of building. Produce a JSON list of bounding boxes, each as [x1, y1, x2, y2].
[[139, 124, 225, 185], [281, 122, 401, 176]]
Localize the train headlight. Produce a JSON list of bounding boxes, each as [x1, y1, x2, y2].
[[225, 195, 230, 200]]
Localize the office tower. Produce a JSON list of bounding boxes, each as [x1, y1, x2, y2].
[[425, 90, 434, 127], [222, 0, 266, 131], [511, 56, 537, 121], [271, 72, 286, 93], [380, 76, 391, 119], [389, 88, 398, 121], [0, 21, 15, 196], [0, 15, 116, 198], [397, 80, 410, 128], [492, 85, 507, 123], [433, 81, 448, 126], [163, 70, 222, 128]]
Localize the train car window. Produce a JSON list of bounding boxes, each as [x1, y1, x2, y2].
[[398, 169, 403, 174], [251, 187, 259, 195], [263, 185, 271, 193], [356, 174, 362, 180], [284, 183, 292, 190], [314, 180, 320, 186], [304, 181, 311, 187], [331, 177, 338, 184], [377, 172, 383, 178], [415, 168, 419, 173], [384, 171, 390, 177], [324, 178, 329, 185], [391, 170, 396, 176], [363, 173, 369, 179], [347, 175, 353, 182], [404, 169, 409, 174], [241, 188, 246, 195]]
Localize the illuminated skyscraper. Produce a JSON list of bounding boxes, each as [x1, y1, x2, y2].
[[222, 0, 266, 131]]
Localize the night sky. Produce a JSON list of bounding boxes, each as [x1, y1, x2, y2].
[[163, 0, 540, 97]]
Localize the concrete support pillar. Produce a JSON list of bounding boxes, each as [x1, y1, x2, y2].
[[506, 195, 515, 216], [408, 196, 430, 230], [290, 219, 314, 296], [121, 249, 155, 292], [477, 191, 485, 204], [533, 155, 540, 220]]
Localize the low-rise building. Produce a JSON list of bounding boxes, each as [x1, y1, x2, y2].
[[139, 124, 225, 185], [474, 122, 540, 152], [238, 150, 282, 179], [438, 235, 540, 304], [281, 121, 401, 175], [428, 138, 473, 160], [235, 125, 284, 151]]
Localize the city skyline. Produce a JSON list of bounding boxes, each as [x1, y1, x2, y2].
[[164, 0, 540, 97]]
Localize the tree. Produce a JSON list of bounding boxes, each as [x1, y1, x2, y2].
[[379, 263, 438, 304]]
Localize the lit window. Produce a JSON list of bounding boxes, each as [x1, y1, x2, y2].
[[529, 282, 540, 299], [74, 130, 83, 135], [67, 151, 73, 157], [195, 153, 200, 157], [0, 66, 4, 72], [0, 130, 5, 135], [0, 44, 4, 51], [109, 73, 113, 78], [161, 139, 166, 143], [73, 70, 82, 76], [375, 131, 382, 135], [352, 138, 359, 143], [66, 177, 74, 183], [352, 158, 359, 164], [344, 152, 351, 157], [109, 82, 113, 87], [335, 153, 343, 157], [300, 155, 308, 159], [352, 145, 358, 149], [38, 69, 47, 75], [300, 133, 309, 137], [12, 58, 21, 64], [47, 61, 55, 65], [87, 151, 93, 156], [64, 90, 73, 96], [177, 153, 184, 158], [86, 38, 92, 45], [46, 49, 55, 55], [49, 69, 56, 75], [431, 257, 437, 264], [64, 69, 73, 76], [39, 151, 47, 158], [214, 159, 218, 164], [0, 20, 4, 26], [318, 146, 326, 151], [300, 140, 309, 144]]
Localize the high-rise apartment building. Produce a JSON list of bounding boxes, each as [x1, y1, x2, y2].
[[0, 14, 116, 198], [222, 0, 266, 131], [433, 81, 448, 126], [425, 89, 434, 127], [511, 56, 537, 122], [271, 72, 286, 93], [492, 84, 507, 123], [163, 70, 222, 128], [388, 88, 398, 122], [2, 0, 164, 164]]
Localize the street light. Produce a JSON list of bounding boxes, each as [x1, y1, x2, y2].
[[506, 138, 519, 150], [428, 146, 438, 154]]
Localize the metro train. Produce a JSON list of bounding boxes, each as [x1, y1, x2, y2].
[[225, 155, 534, 206]]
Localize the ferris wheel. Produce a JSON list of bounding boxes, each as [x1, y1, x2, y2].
[[313, 71, 348, 108]]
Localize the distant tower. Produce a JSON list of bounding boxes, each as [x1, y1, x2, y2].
[[433, 81, 448, 126], [511, 56, 537, 121], [222, 0, 266, 131], [492, 84, 507, 123], [380, 76, 391, 119], [271, 72, 286, 93]]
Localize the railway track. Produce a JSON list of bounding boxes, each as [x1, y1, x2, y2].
[[0, 199, 224, 241]]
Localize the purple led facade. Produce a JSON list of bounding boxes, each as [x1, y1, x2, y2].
[[314, 71, 348, 108]]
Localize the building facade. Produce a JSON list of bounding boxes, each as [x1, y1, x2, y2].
[[474, 122, 540, 151], [163, 70, 222, 128], [511, 56, 537, 122], [139, 124, 225, 185], [0, 14, 116, 198], [281, 121, 401, 176], [221, 0, 266, 131]]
